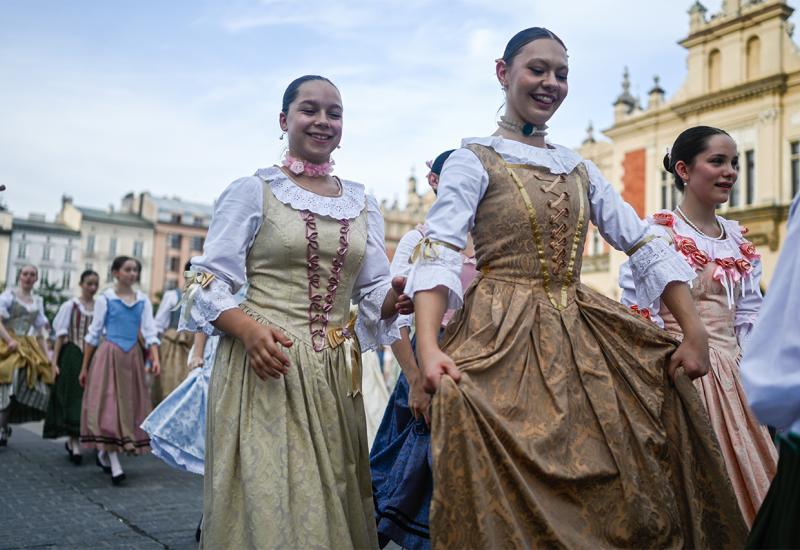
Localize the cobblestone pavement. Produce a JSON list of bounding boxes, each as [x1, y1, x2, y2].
[[0, 422, 202, 549]]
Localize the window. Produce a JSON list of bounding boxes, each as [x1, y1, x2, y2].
[[62, 271, 71, 289], [191, 236, 204, 251], [170, 213, 182, 224], [64, 246, 73, 263], [168, 256, 181, 273], [791, 141, 800, 197], [708, 49, 721, 92], [164, 279, 178, 291], [745, 149, 755, 205], [133, 240, 144, 258], [85, 262, 93, 271], [590, 228, 603, 256], [746, 36, 761, 80], [168, 234, 182, 250], [40, 269, 49, 284], [729, 177, 740, 208], [86, 234, 95, 254], [109, 237, 117, 256], [42, 244, 51, 261], [17, 241, 26, 259], [661, 171, 680, 210]]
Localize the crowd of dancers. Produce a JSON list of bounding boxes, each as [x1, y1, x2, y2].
[[1, 26, 798, 549]]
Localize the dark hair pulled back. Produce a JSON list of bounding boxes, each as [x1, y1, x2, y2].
[[79, 269, 99, 284], [503, 27, 567, 65], [281, 75, 338, 114], [663, 126, 732, 192]]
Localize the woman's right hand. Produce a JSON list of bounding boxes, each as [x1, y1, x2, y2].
[[419, 345, 461, 394], [78, 368, 88, 388], [407, 372, 432, 426], [242, 324, 293, 381], [6, 339, 18, 352]]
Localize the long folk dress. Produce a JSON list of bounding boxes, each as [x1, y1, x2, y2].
[[43, 298, 93, 439], [404, 137, 747, 549], [151, 288, 193, 404], [182, 166, 399, 549], [740, 192, 800, 548], [81, 288, 159, 454], [0, 290, 52, 423], [620, 210, 777, 525]]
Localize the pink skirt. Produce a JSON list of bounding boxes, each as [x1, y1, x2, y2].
[[693, 345, 778, 526], [80, 341, 152, 454]]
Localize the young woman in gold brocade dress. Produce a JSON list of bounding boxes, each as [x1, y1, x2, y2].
[[404, 28, 748, 549]]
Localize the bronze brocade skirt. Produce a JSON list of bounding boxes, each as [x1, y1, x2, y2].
[[429, 277, 747, 549]]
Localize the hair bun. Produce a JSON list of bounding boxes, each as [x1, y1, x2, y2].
[[662, 153, 671, 172]]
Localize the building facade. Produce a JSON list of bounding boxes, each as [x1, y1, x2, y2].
[[121, 192, 212, 296], [57, 196, 155, 294], [580, 0, 798, 296], [381, 174, 436, 259], [7, 214, 81, 291]]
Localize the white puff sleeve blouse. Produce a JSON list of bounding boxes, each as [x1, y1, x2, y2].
[[404, 136, 696, 310], [180, 166, 399, 351]]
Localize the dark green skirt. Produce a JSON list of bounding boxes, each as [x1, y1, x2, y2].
[[43, 343, 84, 438], [746, 432, 800, 549]]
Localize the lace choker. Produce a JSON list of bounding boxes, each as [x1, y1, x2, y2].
[[282, 154, 335, 177]]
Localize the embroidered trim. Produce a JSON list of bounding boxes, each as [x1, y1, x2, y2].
[[301, 210, 351, 352], [255, 166, 366, 219], [562, 173, 585, 307], [499, 158, 560, 309]]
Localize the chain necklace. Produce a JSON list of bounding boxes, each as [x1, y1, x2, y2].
[[497, 116, 548, 138], [675, 205, 725, 240]]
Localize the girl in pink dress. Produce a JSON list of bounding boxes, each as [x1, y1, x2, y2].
[[620, 125, 777, 525]]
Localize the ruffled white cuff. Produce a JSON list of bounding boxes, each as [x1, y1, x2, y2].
[[177, 278, 240, 336], [628, 238, 696, 307], [735, 316, 757, 351], [396, 313, 413, 329], [405, 246, 464, 311], [356, 284, 401, 352]]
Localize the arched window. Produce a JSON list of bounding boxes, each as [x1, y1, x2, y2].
[[709, 49, 722, 91], [746, 36, 761, 79]]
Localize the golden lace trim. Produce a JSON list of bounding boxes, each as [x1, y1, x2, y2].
[[499, 162, 560, 309], [408, 237, 461, 264], [561, 175, 585, 306]]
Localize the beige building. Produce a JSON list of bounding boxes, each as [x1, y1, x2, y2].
[[121, 192, 211, 296], [579, 0, 798, 297], [381, 173, 436, 259], [57, 196, 155, 293], [0, 207, 13, 290]]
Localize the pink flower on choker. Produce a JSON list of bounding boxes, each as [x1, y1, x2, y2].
[[282, 154, 335, 177]]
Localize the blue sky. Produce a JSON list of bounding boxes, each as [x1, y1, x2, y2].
[[2, 0, 786, 218]]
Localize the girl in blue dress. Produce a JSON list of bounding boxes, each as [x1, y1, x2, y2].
[[79, 256, 160, 485]]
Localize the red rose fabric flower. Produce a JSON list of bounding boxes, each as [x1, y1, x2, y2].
[[652, 212, 675, 227], [674, 235, 711, 269], [739, 241, 760, 260]]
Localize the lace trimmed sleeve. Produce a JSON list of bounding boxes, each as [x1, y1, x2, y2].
[[178, 176, 264, 335], [585, 160, 696, 306], [351, 195, 401, 351], [404, 147, 488, 309]]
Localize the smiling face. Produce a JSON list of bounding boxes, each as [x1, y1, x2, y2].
[[497, 38, 568, 127], [113, 260, 140, 288], [279, 80, 343, 164], [17, 265, 38, 291], [676, 134, 739, 206]]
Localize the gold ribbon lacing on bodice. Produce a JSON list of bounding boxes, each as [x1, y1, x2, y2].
[[498, 154, 586, 311]]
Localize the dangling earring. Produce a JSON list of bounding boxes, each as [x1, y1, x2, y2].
[[336, 145, 341, 149], [279, 131, 286, 141]]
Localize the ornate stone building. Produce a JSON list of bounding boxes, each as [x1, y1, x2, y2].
[[381, 173, 435, 259], [580, 0, 798, 296]]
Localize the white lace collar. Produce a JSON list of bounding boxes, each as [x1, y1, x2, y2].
[[462, 136, 583, 175], [255, 165, 366, 219]]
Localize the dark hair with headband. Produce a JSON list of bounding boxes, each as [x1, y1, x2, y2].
[[281, 75, 339, 114], [663, 126, 732, 192], [502, 27, 567, 65]]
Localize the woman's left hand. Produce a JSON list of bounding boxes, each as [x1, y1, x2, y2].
[[150, 358, 161, 377]]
